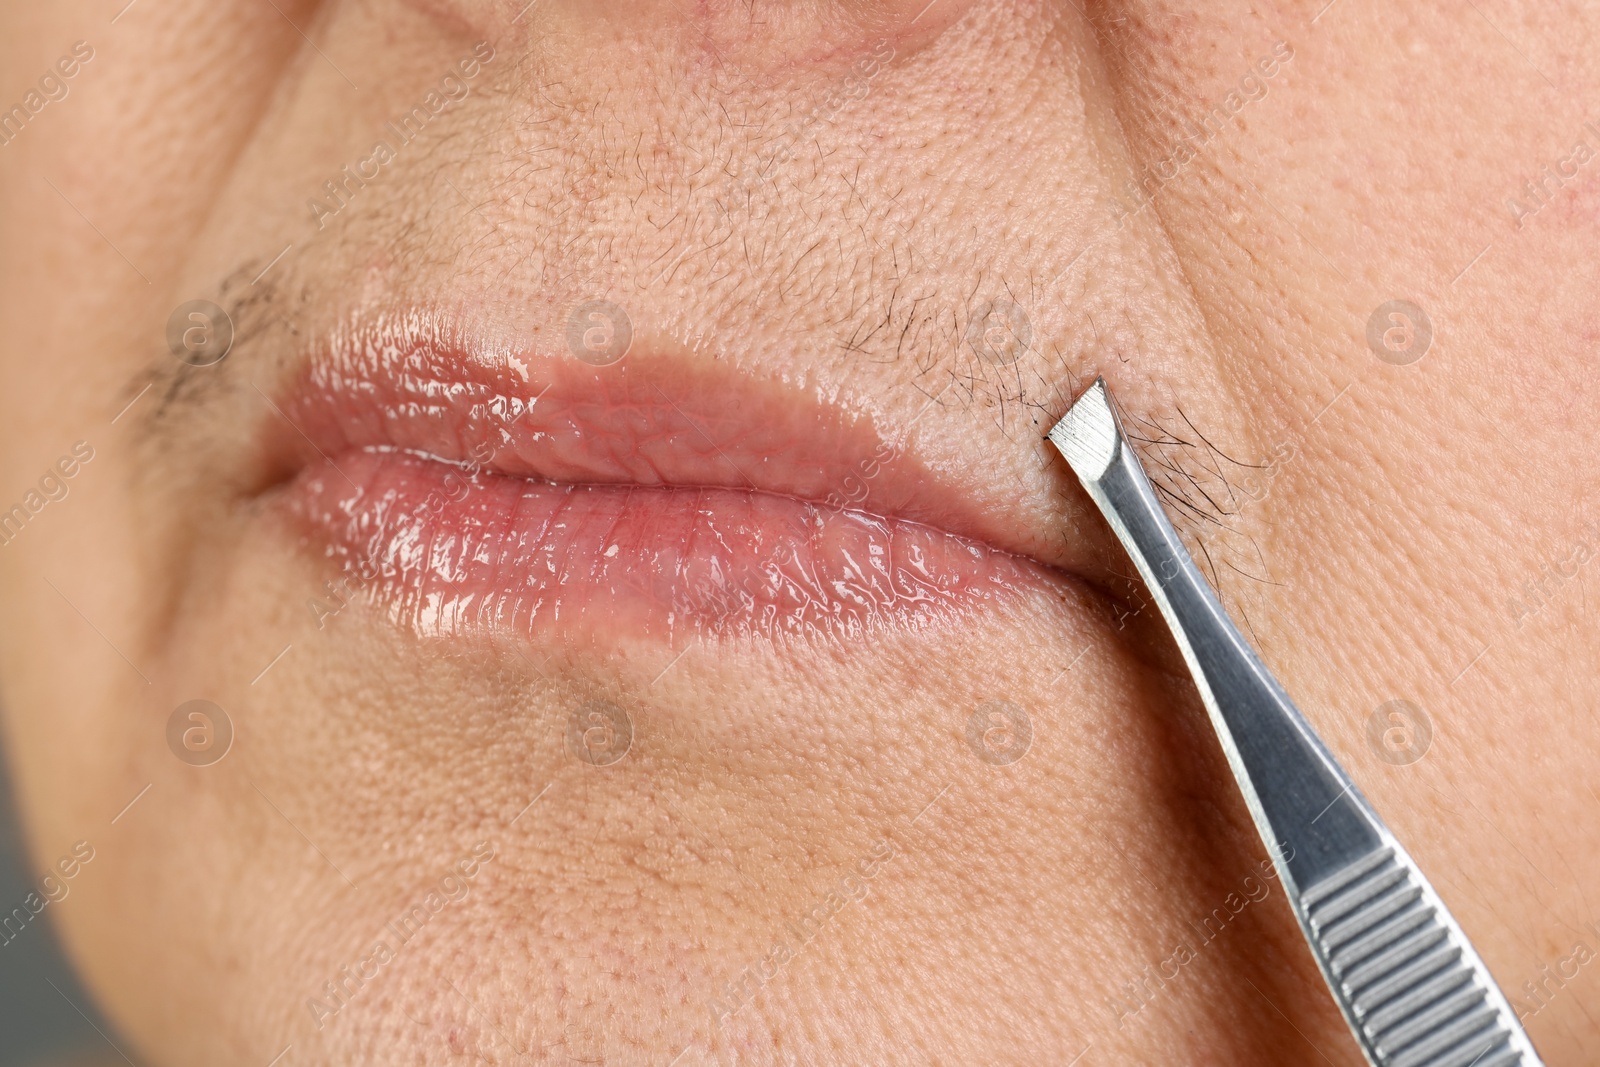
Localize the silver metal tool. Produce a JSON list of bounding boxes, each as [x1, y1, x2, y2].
[[1049, 378, 1541, 1067]]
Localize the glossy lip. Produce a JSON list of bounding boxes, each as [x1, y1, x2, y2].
[[271, 309, 1073, 644]]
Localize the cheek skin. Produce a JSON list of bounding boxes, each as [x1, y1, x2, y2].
[[1102, 2, 1600, 1059]]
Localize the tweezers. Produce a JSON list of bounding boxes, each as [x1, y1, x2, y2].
[[1049, 379, 1542, 1067]]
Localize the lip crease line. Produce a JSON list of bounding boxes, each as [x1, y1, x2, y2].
[[269, 310, 1066, 643], [272, 310, 1037, 557]]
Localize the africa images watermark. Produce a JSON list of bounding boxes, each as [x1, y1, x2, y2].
[[0, 840, 96, 950], [0, 40, 95, 149], [0, 440, 96, 548], [307, 42, 496, 230], [1106, 841, 1295, 1029], [1366, 699, 1432, 766], [1505, 520, 1600, 629], [1511, 922, 1600, 1024], [707, 836, 897, 1028], [661, 438, 905, 636], [1503, 118, 1600, 230], [722, 40, 895, 204], [307, 406, 526, 631], [166, 699, 235, 767], [305, 841, 496, 1030], [1113, 41, 1294, 227]]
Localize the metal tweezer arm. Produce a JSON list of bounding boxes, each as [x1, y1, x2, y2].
[[1049, 379, 1542, 1067]]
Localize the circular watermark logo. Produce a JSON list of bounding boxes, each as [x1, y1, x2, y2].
[[166, 300, 235, 367], [565, 300, 633, 367], [166, 699, 234, 766], [567, 699, 633, 767], [965, 300, 1032, 366], [1366, 699, 1432, 766], [965, 700, 1033, 765], [1365, 300, 1431, 366]]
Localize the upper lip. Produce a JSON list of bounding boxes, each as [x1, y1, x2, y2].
[[262, 307, 1104, 577]]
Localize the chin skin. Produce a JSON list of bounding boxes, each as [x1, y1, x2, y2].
[[1, 1, 1599, 1065]]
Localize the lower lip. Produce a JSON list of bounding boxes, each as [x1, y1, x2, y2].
[[286, 450, 1041, 644]]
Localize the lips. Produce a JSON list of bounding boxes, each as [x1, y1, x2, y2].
[[273, 310, 1061, 644]]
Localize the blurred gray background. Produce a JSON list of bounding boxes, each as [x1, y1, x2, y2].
[[0, 732, 128, 1067]]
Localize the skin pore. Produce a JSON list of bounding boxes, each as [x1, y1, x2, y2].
[[2, 1, 1599, 1064]]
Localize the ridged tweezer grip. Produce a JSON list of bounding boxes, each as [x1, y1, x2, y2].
[[1304, 849, 1523, 1067], [1050, 379, 1543, 1067]]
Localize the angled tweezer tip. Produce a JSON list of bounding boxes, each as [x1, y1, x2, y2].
[[1040, 374, 1545, 1067], [1047, 376, 1119, 481]]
